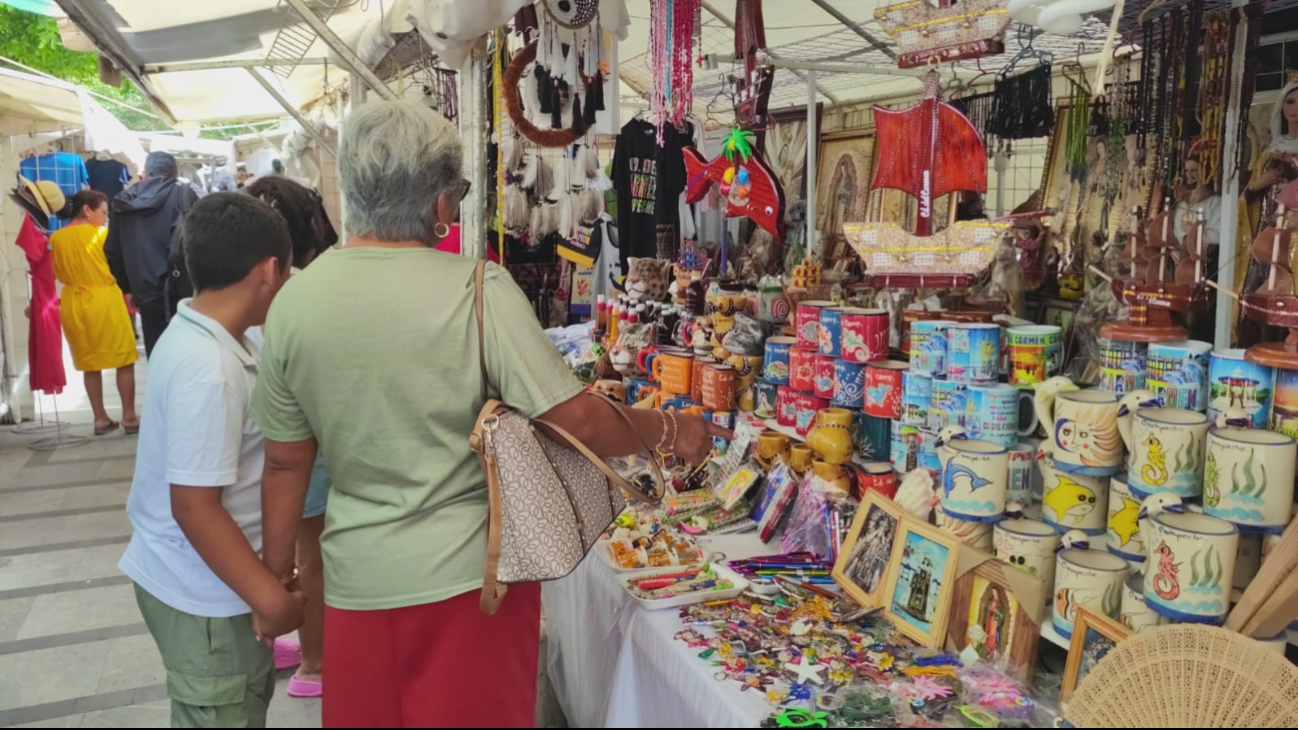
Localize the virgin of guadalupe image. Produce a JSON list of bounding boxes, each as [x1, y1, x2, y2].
[[976, 585, 1010, 656]]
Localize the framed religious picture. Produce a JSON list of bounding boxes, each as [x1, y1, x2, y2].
[[947, 561, 1044, 679], [832, 491, 904, 607], [816, 130, 876, 262], [763, 104, 822, 217], [1061, 607, 1132, 706], [882, 517, 962, 648]]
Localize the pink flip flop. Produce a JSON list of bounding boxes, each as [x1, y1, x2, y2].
[[287, 675, 323, 698], [273, 639, 302, 671]]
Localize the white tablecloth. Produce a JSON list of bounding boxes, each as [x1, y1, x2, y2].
[[544, 534, 780, 728]]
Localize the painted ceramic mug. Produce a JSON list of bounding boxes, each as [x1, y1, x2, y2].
[[995, 519, 1061, 605], [910, 320, 954, 377], [852, 411, 891, 462], [832, 359, 866, 408], [728, 354, 763, 412], [1272, 367, 1298, 440], [690, 355, 716, 404], [756, 430, 791, 469], [1008, 325, 1062, 387], [1006, 443, 1035, 508], [787, 443, 815, 474], [1035, 385, 1124, 476], [855, 461, 898, 500], [1053, 548, 1130, 638], [1145, 511, 1239, 624], [967, 383, 1038, 446], [864, 360, 907, 419], [1106, 473, 1146, 562], [789, 347, 817, 392], [651, 351, 695, 395], [929, 379, 968, 432], [901, 371, 932, 426], [1204, 427, 1298, 533], [818, 307, 845, 358], [812, 460, 852, 494], [890, 421, 925, 474], [763, 336, 797, 385], [946, 323, 1001, 384], [1147, 339, 1212, 412], [796, 300, 835, 351], [814, 355, 837, 400], [935, 503, 994, 550], [1208, 349, 1275, 429], [840, 308, 890, 364], [754, 379, 779, 419], [1098, 337, 1149, 394], [1120, 407, 1210, 499], [937, 438, 1008, 523], [808, 408, 855, 465], [1040, 456, 1109, 535], [1120, 574, 1166, 633], [701, 364, 736, 412], [918, 428, 942, 474], [776, 385, 798, 428], [795, 393, 829, 438]]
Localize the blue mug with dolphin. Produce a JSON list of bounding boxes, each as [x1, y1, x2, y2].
[[937, 438, 1008, 523]]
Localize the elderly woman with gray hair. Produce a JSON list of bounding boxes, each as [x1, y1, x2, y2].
[[250, 99, 727, 728]]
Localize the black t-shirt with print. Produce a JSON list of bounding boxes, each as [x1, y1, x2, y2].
[[612, 118, 690, 273]]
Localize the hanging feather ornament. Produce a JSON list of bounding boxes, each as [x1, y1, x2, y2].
[[572, 96, 585, 138], [533, 65, 552, 114]]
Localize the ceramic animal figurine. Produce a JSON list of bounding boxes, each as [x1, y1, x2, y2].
[[1057, 529, 1092, 552], [609, 323, 653, 377], [625, 257, 672, 303]]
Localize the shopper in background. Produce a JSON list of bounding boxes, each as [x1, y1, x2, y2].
[[251, 99, 727, 729], [49, 190, 139, 436], [105, 151, 200, 356]]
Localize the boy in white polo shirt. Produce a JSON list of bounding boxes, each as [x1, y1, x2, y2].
[[119, 193, 302, 728]]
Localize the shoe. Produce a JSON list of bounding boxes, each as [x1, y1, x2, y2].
[[93, 420, 119, 436], [274, 639, 302, 671], [287, 675, 323, 698]]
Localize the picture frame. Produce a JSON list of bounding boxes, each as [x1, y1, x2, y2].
[[881, 517, 962, 648], [832, 491, 904, 607], [816, 129, 876, 262], [762, 104, 822, 213], [1061, 607, 1132, 706], [946, 560, 1043, 679]]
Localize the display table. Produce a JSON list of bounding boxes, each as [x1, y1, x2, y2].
[[544, 534, 779, 728]]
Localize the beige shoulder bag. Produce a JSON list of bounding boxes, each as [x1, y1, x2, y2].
[[467, 262, 664, 614]]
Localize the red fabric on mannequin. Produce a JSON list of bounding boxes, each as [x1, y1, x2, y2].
[[14, 215, 66, 394], [322, 583, 541, 728]]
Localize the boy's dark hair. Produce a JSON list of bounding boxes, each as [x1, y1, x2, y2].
[[63, 190, 108, 220], [183, 193, 290, 293], [243, 177, 333, 265]]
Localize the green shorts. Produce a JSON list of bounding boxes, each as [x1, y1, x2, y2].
[[134, 585, 275, 729]]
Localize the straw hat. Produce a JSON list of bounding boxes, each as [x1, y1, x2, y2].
[[9, 175, 66, 228]]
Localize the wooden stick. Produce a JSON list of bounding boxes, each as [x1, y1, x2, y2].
[[1088, 265, 1113, 284], [1227, 518, 1298, 633], [1243, 566, 1298, 638], [1204, 279, 1241, 300]]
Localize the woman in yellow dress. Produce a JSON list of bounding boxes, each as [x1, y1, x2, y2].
[[51, 190, 139, 435]]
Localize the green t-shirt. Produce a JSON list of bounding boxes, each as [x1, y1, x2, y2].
[[251, 248, 583, 610]]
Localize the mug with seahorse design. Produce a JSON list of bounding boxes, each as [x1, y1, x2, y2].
[[1035, 387, 1124, 477], [1203, 427, 1297, 533], [1122, 407, 1210, 499], [1144, 511, 1239, 624]]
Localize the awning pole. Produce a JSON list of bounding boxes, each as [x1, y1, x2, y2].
[[281, 0, 398, 101], [806, 71, 818, 259], [1216, 0, 1250, 349], [246, 68, 337, 159]]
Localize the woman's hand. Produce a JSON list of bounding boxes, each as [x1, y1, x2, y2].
[[672, 416, 735, 466]]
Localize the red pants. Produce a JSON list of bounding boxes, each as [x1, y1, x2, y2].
[[323, 583, 541, 728]]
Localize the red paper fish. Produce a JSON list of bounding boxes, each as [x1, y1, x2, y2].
[[683, 144, 785, 239]]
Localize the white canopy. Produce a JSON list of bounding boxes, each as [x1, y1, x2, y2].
[[0, 66, 84, 134]]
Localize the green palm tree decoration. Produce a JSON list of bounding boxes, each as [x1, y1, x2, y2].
[[722, 127, 756, 163]]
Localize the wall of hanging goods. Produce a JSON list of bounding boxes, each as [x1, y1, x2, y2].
[[482, 1, 1298, 727]]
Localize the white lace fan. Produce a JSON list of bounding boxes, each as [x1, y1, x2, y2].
[[1067, 624, 1298, 727]]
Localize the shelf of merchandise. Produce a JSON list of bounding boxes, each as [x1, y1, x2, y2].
[[759, 417, 888, 469]]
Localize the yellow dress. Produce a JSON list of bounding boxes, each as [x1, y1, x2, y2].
[[50, 224, 138, 372]]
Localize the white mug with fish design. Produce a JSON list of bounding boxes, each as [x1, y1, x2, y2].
[[995, 519, 1060, 608], [937, 438, 1008, 523], [1039, 456, 1109, 536], [1053, 547, 1130, 639], [1106, 474, 1146, 563], [1203, 427, 1297, 534], [1144, 511, 1238, 624], [1034, 381, 1124, 477], [1120, 574, 1166, 633], [935, 503, 994, 550], [1120, 407, 1210, 499]]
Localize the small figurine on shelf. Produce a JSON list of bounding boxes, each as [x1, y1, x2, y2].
[[626, 257, 672, 304], [791, 257, 822, 290]]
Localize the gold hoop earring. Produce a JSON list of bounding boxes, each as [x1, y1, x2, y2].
[[434, 222, 450, 239]]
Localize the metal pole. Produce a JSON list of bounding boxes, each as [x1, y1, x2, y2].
[[699, 0, 842, 106], [806, 72, 818, 259], [282, 0, 398, 101], [143, 58, 332, 73], [1216, 0, 1250, 349], [246, 68, 337, 159], [771, 59, 974, 80]]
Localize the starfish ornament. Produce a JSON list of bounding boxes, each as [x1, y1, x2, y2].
[[784, 655, 826, 685]]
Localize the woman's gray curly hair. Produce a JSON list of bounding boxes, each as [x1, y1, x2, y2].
[[338, 99, 463, 244]]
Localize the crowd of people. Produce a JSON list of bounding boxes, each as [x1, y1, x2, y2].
[[42, 99, 725, 728]]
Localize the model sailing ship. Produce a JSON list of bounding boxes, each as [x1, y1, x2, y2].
[[1103, 200, 1211, 342]]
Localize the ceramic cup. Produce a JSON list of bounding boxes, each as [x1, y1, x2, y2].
[[1204, 427, 1297, 533], [1006, 443, 1035, 508], [902, 371, 932, 426], [967, 383, 1038, 446], [855, 461, 898, 500], [1098, 338, 1149, 394], [947, 323, 1001, 384], [1144, 511, 1239, 624], [756, 430, 791, 469], [910, 320, 955, 377], [1208, 349, 1275, 429], [1147, 340, 1212, 412], [754, 379, 779, 419], [852, 411, 892, 462], [1040, 457, 1109, 535], [808, 409, 855, 465], [1120, 574, 1166, 633], [1053, 548, 1131, 639], [728, 354, 763, 412], [788, 443, 815, 474], [795, 393, 829, 438], [818, 307, 845, 358], [995, 519, 1061, 601], [918, 428, 942, 474], [1121, 407, 1210, 499], [929, 379, 969, 432], [901, 310, 940, 357], [763, 336, 797, 385], [796, 300, 835, 352], [832, 359, 866, 408], [701, 364, 737, 412], [776, 385, 798, 428], [937, 438, 1008, 523], [651, 351, 695, 396], [841, 308, 890, 363], [789, 347, 817, 393], [1008, 325, 1063, 388], [1272, 367, 1298, 440], [690, 355, 715, 404], [1106, 473, 1146, 562], [891, 421, 925, 474], [812, 460, 853, 494], [864, 360, 907, 419], [935, 503, 994, 550], [1036, 387, 1124, 477], [814, 355, 837, 400]]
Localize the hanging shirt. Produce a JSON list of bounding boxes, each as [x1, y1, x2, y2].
[[85, 158, 131, 199], [20, 152, 89, 232], [612, 118, 689, 272], [13, 215, 66, 395]]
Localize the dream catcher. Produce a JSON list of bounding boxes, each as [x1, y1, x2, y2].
[[505, 0, 606, 148], [542, 0, 598, 29]]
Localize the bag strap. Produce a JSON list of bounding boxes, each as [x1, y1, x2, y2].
[[474, 260, 488, 401]]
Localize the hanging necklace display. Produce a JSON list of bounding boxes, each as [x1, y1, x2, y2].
[[649, 0, 700, 143]]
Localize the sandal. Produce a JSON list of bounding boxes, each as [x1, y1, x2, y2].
[[274, 639, 302, 671], [94, 420, 120, 436], [286, 675, 323, 699], [123, 420, 140, 435]]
